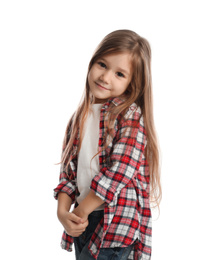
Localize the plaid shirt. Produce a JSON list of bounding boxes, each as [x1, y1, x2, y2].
[[54, 97, 152, 260]]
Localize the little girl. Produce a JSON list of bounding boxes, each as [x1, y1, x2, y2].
[[54, 29, 161, 260]]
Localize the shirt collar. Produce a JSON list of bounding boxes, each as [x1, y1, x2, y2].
[[102, 97, 126, 110]]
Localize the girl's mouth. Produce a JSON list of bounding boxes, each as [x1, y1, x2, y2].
[[95, 82, 110, 91]]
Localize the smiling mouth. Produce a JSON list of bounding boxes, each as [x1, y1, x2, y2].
[[95, 82, 110, 91]]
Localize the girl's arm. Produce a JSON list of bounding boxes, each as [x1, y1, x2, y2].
[[57, 192, 89, 237], [72, 190, 104, 221]]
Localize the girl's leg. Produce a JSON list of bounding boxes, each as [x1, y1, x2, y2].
[[78, 242, 135, 260], [97, 243, 135, 260]]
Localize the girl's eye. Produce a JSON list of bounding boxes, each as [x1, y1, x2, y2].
[[98, 62, 106, 68], [117, 72, 125, 78]]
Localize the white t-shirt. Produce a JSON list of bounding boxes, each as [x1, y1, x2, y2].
[[76, 104, 104, 210]]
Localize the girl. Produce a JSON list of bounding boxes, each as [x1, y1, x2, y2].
[[54, 29, 161, 260]]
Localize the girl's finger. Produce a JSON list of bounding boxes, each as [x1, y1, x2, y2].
[[68, 212, 82, 223]]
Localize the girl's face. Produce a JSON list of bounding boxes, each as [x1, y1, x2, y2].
[[88, 52, 133, 104]]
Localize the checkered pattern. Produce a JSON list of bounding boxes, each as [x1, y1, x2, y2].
[[54, 97, 152, 260]]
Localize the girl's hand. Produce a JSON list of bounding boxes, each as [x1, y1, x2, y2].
[[57, 210, 89, 237], [72, 206, 89, 223]]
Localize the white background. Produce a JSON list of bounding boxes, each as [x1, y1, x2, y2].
[[0, 1, 223, 259]]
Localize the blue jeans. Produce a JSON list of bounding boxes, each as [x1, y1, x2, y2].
[[73, 210, 134, 260]]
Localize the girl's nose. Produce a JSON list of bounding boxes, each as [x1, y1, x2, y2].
[[99, 70, 111, 84]]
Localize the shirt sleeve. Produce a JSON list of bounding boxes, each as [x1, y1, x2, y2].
[[90, 110, 147, 206], [53, 160, 77, 204]]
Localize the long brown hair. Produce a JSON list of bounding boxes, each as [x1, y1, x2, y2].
[[61, 29, 162, 207]]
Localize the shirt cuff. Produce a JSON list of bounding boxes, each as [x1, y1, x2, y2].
[[53, 181, 76, 203], [90, 171, 117, 206]]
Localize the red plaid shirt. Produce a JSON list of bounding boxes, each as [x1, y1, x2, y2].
[[54, 97, 152, 259]]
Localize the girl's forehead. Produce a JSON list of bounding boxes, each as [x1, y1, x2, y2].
[[100, 51, 132, 60], [99, 52, 133, 73], [99, 52, 132, 65]]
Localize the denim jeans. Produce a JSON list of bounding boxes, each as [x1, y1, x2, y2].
[[73, 210, 134, 260]]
